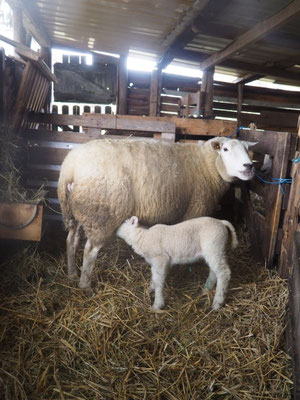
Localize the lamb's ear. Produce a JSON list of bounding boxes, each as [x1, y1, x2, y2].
[[130, 216, 139, 227]]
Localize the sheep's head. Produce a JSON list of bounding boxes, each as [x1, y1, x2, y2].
[[211, 137, 257, 181]]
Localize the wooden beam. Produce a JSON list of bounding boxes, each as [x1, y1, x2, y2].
[[175, 48, 300, 84], [199, 0, 300, 70], [158, 0, 226, 69], [233, 74, 264, 85], [0, 48, 5, 124]]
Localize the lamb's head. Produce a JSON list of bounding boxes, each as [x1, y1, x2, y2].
[[116, 216, 139, 241], [210, 137, 257, 181]]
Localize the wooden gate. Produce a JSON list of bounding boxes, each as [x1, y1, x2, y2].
[[238, 129, 297, 268]]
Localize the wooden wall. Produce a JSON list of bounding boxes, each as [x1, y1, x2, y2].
[[127, 70, 300, 132]]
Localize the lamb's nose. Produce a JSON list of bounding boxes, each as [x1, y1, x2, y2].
[[243, 163, 253, 171]]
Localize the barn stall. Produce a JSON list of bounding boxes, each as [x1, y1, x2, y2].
[[0, 0, 300, 398]]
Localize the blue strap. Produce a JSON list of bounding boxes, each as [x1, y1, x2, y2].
[[255, 172, 292, 195], [292, 157, 300, 163], [227, 126, 246, 138]]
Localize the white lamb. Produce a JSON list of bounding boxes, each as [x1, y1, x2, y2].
[[117, 216, 238, 310]]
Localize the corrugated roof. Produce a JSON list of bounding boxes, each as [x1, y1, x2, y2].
[[15, 0, 300, 85]]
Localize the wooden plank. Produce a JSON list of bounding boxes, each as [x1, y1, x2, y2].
[[28, 113, 176, 133], [237, 83, 243, 127], [167, 117, 237, 136], [0, 203, 43, 241], [287, 231, 300, 399], [238, 129, 280, 157], [279, 157, 300, 277], [199, 0, 300, 70]]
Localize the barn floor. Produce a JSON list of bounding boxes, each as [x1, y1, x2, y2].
[[0, 224, 292, 399]]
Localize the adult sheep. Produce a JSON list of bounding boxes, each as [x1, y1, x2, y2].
[[58, 137, 256, 289]]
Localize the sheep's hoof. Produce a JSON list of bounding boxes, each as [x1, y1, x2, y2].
[[147, 286, 155, 294]]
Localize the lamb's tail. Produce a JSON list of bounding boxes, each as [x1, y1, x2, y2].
[[221, 220, 238, 250]]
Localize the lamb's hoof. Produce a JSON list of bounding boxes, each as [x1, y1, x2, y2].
[[152, 302, 165, 312], [82, 288, 94, 297], [212, 301, 223, 311]]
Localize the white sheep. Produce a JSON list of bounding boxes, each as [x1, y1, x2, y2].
[[57, 137, 256, 289], [117, 216, 238, 310]]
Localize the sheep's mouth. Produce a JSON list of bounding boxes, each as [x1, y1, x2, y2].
[[238, 169, 255, 180]]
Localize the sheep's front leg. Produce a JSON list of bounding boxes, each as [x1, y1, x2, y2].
[[205, 255, 231, 310], [79, 239, 101, 289], [150, 258, 168, 310], [66, 223, 81, 279]]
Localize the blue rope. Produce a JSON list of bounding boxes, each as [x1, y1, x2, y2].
[[255, 172, 292, 195], [227, 126, 246, 138], [292, 157, 300, 163]]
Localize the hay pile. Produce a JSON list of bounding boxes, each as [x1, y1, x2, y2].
[[0, 123, 46, 204], [0, 231, 292, 399]]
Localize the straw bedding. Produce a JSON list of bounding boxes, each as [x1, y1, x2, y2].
[[0, 229, 292, 399]]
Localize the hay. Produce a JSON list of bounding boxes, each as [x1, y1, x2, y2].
[[0, 123, 46, 204], [0, 229, 292, 399]]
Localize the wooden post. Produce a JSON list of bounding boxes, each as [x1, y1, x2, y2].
[[200, 67, 214, 118], [0, 48, 5, 124], [41, 46, 52, 112], [237, 83, 244, 127], [13, 6, 27, 46], [117, 55, 128, 115], [149, 67, 162, 116]]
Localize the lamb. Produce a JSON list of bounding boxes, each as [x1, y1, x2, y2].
[[57, 137, 256, 289], [117, 216, 238, 310]]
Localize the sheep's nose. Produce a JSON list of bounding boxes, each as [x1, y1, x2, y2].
[[243, 163, 253, 171]]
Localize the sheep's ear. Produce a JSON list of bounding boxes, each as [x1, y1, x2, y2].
[[244, 141, 258, 149], [130, 216, 139, 226], [211, 140, 221, 151]]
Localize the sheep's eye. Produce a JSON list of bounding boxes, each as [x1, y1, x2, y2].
[[223, 147, 228, 152]]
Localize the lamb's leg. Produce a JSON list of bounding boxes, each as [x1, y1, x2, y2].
[[79, 239, 102, 289], [66, 223, 81, 279], [204, 270, 217, 290], [150, 258, 168, 310], [205, 255, 231, 310]]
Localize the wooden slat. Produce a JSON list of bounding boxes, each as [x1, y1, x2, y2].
[[28, 113, 176, 133], [279, 156, 300, 277]]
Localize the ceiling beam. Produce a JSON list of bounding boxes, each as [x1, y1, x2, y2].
[[233, 74, 264, 85], [158, 0, 227, 70], [199, 0, 300, 71], [174, 49, 300, 84], [7, 0, 51, 47]]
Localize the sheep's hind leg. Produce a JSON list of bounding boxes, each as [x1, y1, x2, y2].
[[79, 239, 102, 290], [66, 223, 81, 279]]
